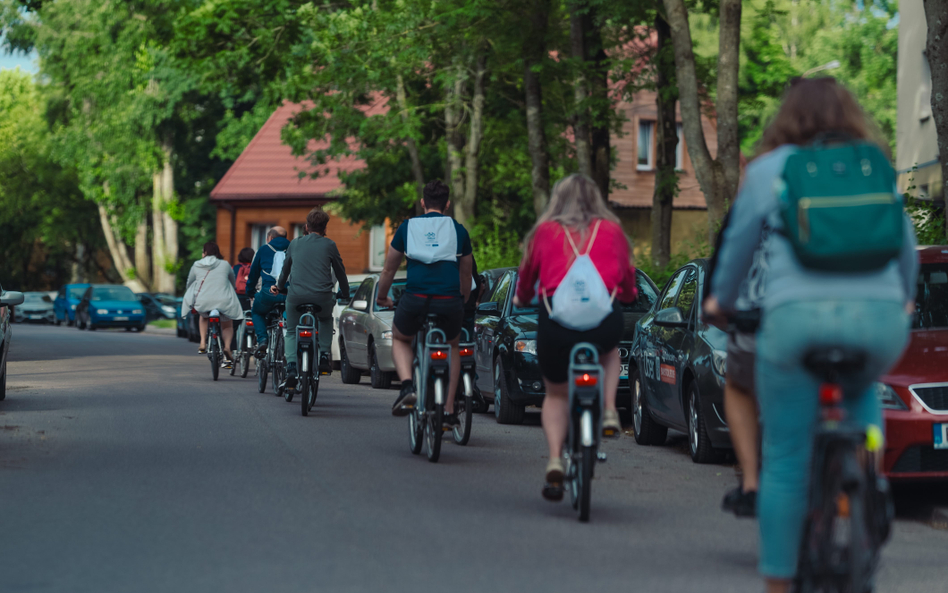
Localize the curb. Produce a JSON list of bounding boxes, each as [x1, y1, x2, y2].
[[931, 506, 948, 529]]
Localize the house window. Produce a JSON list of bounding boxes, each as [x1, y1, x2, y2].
[[675, 123, 684, 170], [249, 224, 276, 251], [293, 224, 306, 239], [369, 224, 387, 271], [637, 121, 654, 171]]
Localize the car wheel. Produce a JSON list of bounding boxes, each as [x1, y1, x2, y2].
[[0, 357, 6, 401], [339, 340, 361, 385], [687, 382, 722, 464], [493, 354, 524, 425], [369, 343, 392, 389], [632, 368, 668, 446]]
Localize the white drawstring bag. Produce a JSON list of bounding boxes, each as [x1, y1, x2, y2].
[[543, 220, 615, 331], [405, 216, 458, 264]]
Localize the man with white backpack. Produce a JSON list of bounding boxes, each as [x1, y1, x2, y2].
[[376, 180, 474, 425], [246, 226, 290, 357]]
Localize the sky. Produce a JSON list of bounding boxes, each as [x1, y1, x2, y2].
[[0, 50, 37, 72]]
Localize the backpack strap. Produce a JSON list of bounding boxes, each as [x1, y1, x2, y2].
[[543, 219, 617, 314]]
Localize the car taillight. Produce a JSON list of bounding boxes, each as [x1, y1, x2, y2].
[[209, 317, 220, 323], [431, 350, 448, 361], [459, 347, 474, 357], [299, 330, 313, 338], [575, 373, 597, 387]]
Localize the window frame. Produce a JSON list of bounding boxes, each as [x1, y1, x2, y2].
[[675, 123, 684, 171], [637, 120, 655, 171]]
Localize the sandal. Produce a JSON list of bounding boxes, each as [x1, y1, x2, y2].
[[198, 347, 207, 354], [602, 409, 622, 439]]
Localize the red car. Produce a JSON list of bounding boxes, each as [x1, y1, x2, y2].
[[880, 246, 948, 479]]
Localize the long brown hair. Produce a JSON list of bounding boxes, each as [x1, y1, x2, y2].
[[758, 77, 883, 155]]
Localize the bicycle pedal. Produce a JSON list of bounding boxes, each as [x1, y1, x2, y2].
[[597, 452, 607, 463]]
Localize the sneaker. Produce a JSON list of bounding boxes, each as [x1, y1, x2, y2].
[[721, 487, 757, 518], [542, 458, 565, 502], [442, 412, 460, 428], [602, 409, 621, 438], [253, 342, 268, 360], [284, 363, 299, 390], [319, 352, 332, 375], [221, 355, 233, 369], [391, 384, 417, 417]]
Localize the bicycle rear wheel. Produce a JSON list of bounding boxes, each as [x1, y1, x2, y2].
[[240, 352, 250, 378], [425, 378, 444, 462], [257, 360, 268, 393], [210, 341, 220, 381], [408, 364, 423, 455], [300, 373, 310, 416], [453, 393, 473, 446], [577, 445, 594, 522], [310, 375, 319, 410]]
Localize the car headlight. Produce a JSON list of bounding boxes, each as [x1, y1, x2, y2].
[[712, 349, 727, 377], [132, 309, 143, 315], [161, 305, 175, 314], [96, 309, 109, 315], [70, 304, 77, 310], [381, 330, 393, 340], [874, 382, 907, 410], [515, 339, 537, 355]]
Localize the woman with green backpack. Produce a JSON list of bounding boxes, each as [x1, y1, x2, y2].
[[704, 77, 918, 593]]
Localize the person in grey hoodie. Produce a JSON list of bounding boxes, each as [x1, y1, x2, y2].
[[704, 77, 918, 593], [271, 207, 348, 384], [181, 242, 244, 358]]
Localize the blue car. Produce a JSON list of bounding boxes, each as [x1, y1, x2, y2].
[[75, 284, 146, 331], [54, 283, 91, 326]]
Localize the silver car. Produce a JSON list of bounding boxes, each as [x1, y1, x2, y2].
[[337, 275, 407, 389], [14, 292, 55, 324]]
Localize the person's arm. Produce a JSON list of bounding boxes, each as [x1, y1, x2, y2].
[[330, 243, 349, 297], [459, 254, 473, 301], [515, 230, 543, 305], [228, 265, 236, 286], [275, 244, 293, 292], [376, 247, 404, 308], [246, 252, 262, 299], [186, 265, 197, 290]]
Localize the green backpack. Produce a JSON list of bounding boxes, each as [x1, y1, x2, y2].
[[776, 140, 904, 273]]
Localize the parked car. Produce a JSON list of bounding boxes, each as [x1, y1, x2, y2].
[[332, 274, 370, 364], [630, 259, 732, 463], [53, 283, 90, 326], [618, 272, 660, 407], [878, 246, 948, 480], [13, 292, 55, 324], [474, 267, 660, 425], [337, 275, 407, 388], [0, 285, 25, 400], [136, 293, 179, 323], [75, 284, 146, 331]]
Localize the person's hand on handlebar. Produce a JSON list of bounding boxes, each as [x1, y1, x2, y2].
[[512, 295, 524, 308], [270, 285, 282, 295], [702, 296, 728, 330]]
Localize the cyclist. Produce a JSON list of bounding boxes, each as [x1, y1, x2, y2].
[[271, 207, 348, 386], [376, 179, 473, 426], [181, 242, 245, 364], [705, 77, 918, 593], [512, 174, 637, 501], [247, 226, 290, 358], [233, 247, 255, 311]]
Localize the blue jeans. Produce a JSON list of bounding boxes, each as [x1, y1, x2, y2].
[[755, 299, 909, 578], [251, 291, 286, 345]]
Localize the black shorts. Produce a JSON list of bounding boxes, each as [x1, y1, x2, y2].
[[393, 293, 464, 341], [537, 303, 624, 383]]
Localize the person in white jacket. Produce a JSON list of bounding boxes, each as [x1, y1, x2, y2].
[[181, 242, 244, 359]]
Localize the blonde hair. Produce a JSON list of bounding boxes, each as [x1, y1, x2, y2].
[[523, 174, 627, 260]]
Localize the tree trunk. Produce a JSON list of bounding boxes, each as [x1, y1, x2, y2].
[[524, 0, 551, 215], [662, 0, 741, 242], [923, 0, 948, 239], [589, 31, 611, 200], [651, 13, 679, 269], [445, 68, 467, 223], [396, 74, 426, 215], [570, 3, 592, 177], [463, 52, 487, 223], [135, 215, 151, 289], [97, 201, 147, 293], [152, 136, 178, 294]]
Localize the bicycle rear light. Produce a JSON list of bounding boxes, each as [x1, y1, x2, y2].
[[819, 383, 843, 406], [430, 350, 448, 361], [209, 317, 220, 323], [246, 321, 254, 327], [299, 330, 313, 338], [575, 373, 597, 387], [459, 347, 474, 357]]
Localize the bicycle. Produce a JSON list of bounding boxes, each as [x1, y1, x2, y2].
[[256, 303, 286, 395], [451, 327, 476, 446], [408, 313, 452, 463], [230, 309, 255, 378], [289, 303, 321, 416], [205, 310, 225, 382], [794, 346, 893, 593], [563, 342, 605, 522]]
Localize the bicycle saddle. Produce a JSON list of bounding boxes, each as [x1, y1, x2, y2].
[[296, 303, 321, 313], [803, 346, 867, 378]]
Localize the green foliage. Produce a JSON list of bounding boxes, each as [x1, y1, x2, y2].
[[471, 221, 525, 271], [636, 229, 712, 288]]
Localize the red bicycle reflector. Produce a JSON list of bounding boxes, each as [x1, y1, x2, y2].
[[209, 317, 220, 323], [431, 350, 448, 361], [299, 330, 313, 338], [575, 373, 597, 387], [246, 321, 254, 327], [819, 384, 842, 406], [459, 347, 474, 357]]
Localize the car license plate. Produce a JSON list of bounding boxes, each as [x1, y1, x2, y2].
[[934, 423, 948, 450], [114, 316, 129, 321], [620, 363, 629, 379], [29, 315, 42, 319]]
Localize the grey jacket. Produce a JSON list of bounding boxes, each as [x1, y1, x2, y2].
[[277, 234, 349, 299], [181, 256, 245, 320], [712, 145, 919, 311]]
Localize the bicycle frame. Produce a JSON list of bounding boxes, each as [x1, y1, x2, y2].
[[416, 322, 450, 412], [297, 311, 316, 375], [565, 342, 604, 522], [459, 328, 475, 400]]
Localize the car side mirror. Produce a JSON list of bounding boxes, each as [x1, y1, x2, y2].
[[477, 302, 500, 315], [351, 300, 368, 311], [0, 291, 25, 307], [654, 307, 687, 328]]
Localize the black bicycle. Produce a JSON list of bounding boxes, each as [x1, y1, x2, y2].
[[563, 343, 605, 522], [408, 313, 451, 463], [794, 346, 893, 593], [231, 309, 255, 379], [289, 303, 321, 416], [206, 310, 225, 381], [256, 303, 286, 395], [451, 328, 476, 446]]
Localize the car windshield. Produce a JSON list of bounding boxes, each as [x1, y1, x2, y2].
[[376, 281, 408, 311], [914, 263, 948, 329], [23, 293, 52, 303], [92, 286, 137, 302], [67, 287, 86, 299]]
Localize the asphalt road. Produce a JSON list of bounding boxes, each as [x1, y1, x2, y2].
[[1, 324, 946, 593]]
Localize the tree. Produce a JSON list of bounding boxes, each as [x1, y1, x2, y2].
[[523, 0, 553, 215], [662, 0, 742, 240], [924, 0, 948, 236], [651, 13, 679, 269]]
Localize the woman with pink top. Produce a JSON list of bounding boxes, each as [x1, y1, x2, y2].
[[514, 174, 638, 501]]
